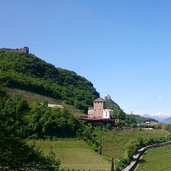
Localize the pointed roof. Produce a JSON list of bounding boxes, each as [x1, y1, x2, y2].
[[94, 97, 105, 102]]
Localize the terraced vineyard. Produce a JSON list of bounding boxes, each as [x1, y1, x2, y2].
[[28, 129, 167, 170], [95, 129, 168, 159], [135, 144, 171, 171], [29, 139, 111, 171]]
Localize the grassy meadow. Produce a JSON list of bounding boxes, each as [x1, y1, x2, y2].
[[95, 129, 168, 159], [28, 129, 167, 170], [29, 139, 111, 171], [135, 144, 171, 171]]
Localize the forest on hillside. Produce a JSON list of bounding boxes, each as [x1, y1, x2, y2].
[[0, 51, 99, 112], [0, 51, 157, 125], [0, 88, 100, 170]]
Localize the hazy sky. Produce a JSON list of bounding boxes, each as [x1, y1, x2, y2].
[[1, 0, 171, 115]]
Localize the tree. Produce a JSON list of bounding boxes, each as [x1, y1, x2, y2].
[[111, 158, 115, 171], [0, 89, 60, 170]]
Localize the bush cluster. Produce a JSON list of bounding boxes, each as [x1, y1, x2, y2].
[[0, 89, 60, 170], [116, 136, 167, 170]]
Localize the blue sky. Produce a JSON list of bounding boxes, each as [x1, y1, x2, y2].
[[1, 0, 171, 115]]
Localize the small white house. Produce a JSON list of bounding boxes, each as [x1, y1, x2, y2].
[[103, 109, 113, 119], [48, 104, 64, 108]]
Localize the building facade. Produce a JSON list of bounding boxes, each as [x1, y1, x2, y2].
[[103, 109, 113, 119], [93, 97, 105, 118], [88, 97, 113, 119]]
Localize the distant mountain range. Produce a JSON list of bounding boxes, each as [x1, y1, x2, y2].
[[162, 117, 171, 123], [141, 113, 171, 123]]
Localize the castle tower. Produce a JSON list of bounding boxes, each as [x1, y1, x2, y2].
[[20, 47, 29, 54], [104, 95, 111, 102], [93, 97, 105, 118]]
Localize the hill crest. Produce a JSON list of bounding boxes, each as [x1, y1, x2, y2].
[[0, 50, 99, 112]]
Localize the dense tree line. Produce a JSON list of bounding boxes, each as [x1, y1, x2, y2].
[[0, 51, 99, 112], [0, 89, 60, 170], [24, 104, 82, 139], [0, 88, 100, 170], [0, 93, 83, 139]]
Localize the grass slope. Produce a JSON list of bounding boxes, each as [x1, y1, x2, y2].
[[4, 87, 86, 117], [135, 144, 171, 171], [4, 87, 60, 104], [95, 129, 167, 159], [29, 140, 111, 171]]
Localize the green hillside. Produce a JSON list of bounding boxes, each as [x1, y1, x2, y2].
[[0, 51, 168, 170], [135, 144, 171, 171], [3, 87, 86, 117], [105, 98, 125, 117], [0, 50, 99, 112], [0, 50, 157, 124], [29, 140, 111, 170], [95, 129, 167, 159], [126, 114, 158, 124]]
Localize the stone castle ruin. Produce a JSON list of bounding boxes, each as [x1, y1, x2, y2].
[[0, 47, 29, 54]]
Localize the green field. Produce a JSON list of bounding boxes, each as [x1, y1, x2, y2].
[[135, 144, 171, 171], [95, 129, 167, 159], [29, 139, 111, 171], [29, 129, 167, 170]]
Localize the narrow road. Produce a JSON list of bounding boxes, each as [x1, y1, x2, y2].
[[122, 141, 171, 171]]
